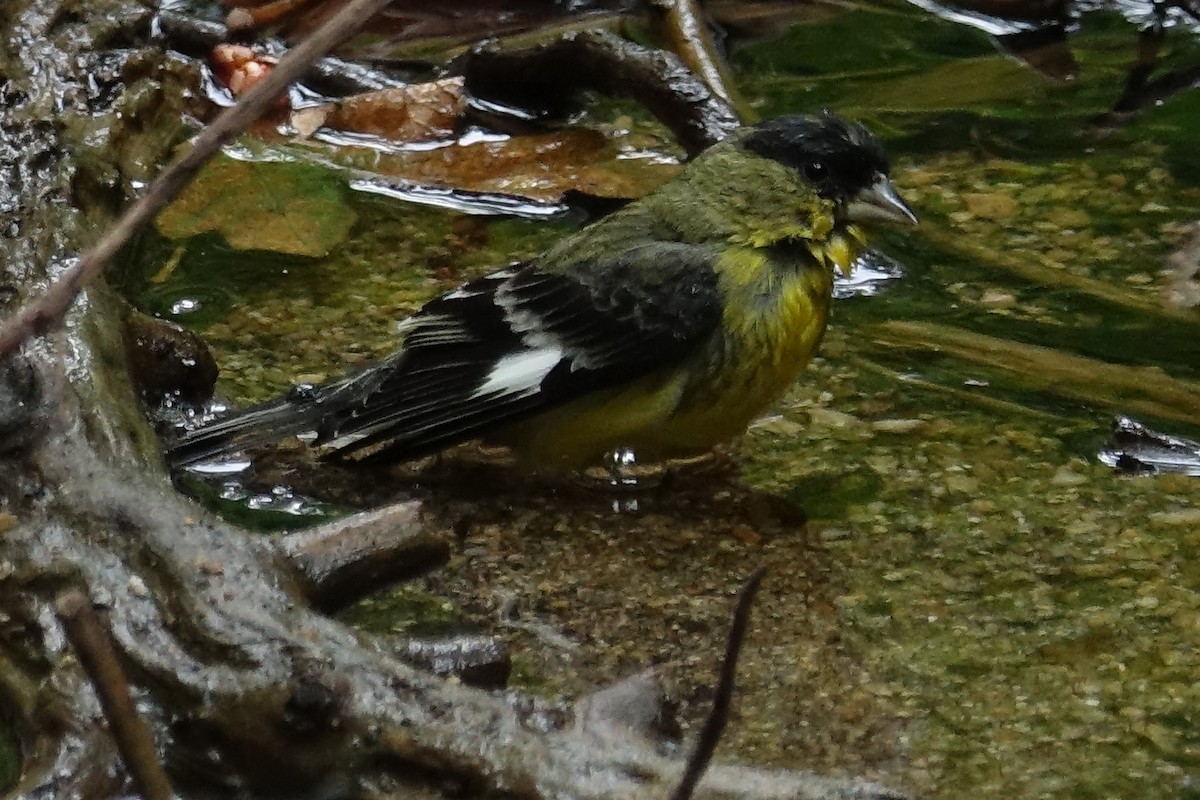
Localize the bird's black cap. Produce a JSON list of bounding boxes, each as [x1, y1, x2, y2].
[[741, 111, 891, 203]]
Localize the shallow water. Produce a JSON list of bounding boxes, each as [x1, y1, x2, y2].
[[125, 1, 1200, 796]]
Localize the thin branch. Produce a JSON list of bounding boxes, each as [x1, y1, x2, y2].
[[275, 501, 450, 612], [0, 0, 396, 359], [868, 319, 1200, 426], [669, 566, 767, 800], [652, 0, 753, 123], [459, 29, 740, 158], [155, 11, 412, 95], [56, 589, 174, 800]]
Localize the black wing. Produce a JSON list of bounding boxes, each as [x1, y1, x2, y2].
[[311, 240, 724, 461]]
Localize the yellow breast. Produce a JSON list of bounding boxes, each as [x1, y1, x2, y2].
[[666, 246, 832, 442], [502, 244, 835, 468]]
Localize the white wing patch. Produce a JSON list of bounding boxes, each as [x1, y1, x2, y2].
[[472, 347, 563, 399], [496, 282, 595, 369]]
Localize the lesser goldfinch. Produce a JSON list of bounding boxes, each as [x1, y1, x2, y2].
[[169, 112, 916, 470]]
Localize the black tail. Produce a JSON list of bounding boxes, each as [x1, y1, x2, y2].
[[167, 393, 325, 467]]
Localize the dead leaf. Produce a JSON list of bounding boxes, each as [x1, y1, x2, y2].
[[323, 77, 466, 141], [341, 127, 681, 202], [292, 105, 332, 138]]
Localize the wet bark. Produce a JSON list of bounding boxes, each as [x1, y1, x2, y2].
[[0, 2, 901, 798]]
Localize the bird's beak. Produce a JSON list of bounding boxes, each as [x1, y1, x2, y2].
[[846, 176, 918, 227]]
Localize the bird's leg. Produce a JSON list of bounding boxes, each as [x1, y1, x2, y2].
[[601, 447, 644, 513], [606, 446, 640, 488]]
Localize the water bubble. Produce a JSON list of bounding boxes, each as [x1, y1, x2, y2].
[[170, 297, 201, 315], [220, 481, 247, 501], [287, 383, 319, 402]]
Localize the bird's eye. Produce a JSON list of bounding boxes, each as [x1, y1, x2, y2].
[[803, 159, 828, 183]]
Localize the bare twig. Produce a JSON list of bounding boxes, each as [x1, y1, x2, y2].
[[652, 0, 752, 122], [670, 566, 767, 800], [868, 320, 1200, 425], [917, 223, 1199, 325], [459, 29, 740, 157], [56, 589, 174, 800], [0, 0, 396, 359], [275, 501, 450, 612]]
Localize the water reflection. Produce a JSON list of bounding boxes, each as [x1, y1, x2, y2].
[[347, 177, 568, 217]]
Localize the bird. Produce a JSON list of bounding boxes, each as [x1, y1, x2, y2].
[[168, 111, 917, 471]]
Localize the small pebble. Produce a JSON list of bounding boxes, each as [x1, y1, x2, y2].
[[808, 408, 864, 429], [1051, 466, 1088, 487], [1149, 508, 1200, 525], [870, 419, 925, 434], [963, 192, 1021, 220], [128, 575, 150, 598], [980, 289, 1016, 307]]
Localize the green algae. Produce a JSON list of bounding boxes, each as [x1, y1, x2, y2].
[[738, 346, 1200, 796], [338, 583, 466, 638], [156, 157, 358, 257]]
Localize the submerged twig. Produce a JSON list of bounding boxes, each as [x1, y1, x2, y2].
[[869, 320, 1200, 425], [918, 223, 1200, 325], [0, 0, 396, 359], [848, 354, 1067, 423], [670, 566, 767, 800], [226, 0, 321, 31], [56, 589, 174, 800]]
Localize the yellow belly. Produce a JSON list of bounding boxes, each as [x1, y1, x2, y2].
[[500, 257, 832, 468]]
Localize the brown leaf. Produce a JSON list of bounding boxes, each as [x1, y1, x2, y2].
[[331, 128, 679, 202], [324, 77, 466, 142], [271, 123, 684, 204], [291, 105, 332, 138]]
